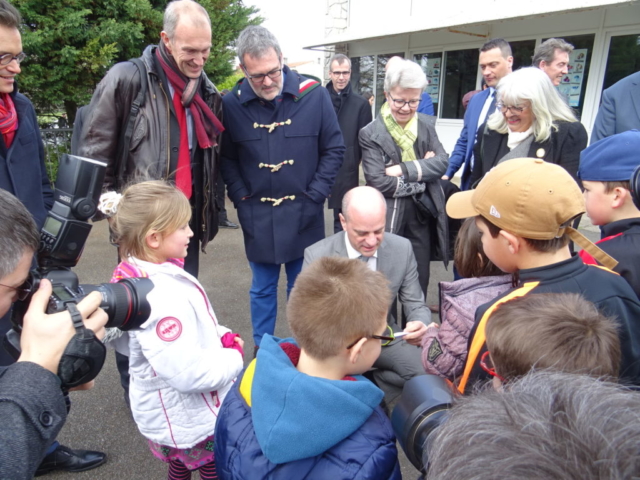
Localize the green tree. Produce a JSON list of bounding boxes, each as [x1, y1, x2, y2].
[[14, 0, 261, 124]]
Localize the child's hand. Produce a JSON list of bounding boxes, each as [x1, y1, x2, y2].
[[234, 336, 244, 350]]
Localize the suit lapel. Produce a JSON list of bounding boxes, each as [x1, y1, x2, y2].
[[376, 237, 388, 274], [334, 232, 349, 257]]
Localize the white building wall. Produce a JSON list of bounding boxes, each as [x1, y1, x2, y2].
[[328, 2, 640, 153]]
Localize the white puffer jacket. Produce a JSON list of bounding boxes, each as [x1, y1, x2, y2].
[[126, 259, 244, 448]]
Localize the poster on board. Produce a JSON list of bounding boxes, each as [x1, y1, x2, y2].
[[558, 48, 587, 107]]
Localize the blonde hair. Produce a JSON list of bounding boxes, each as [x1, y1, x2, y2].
[[111, 181, 192, 262], [487, 67, 577, 142], [288, 257, 391, 360]]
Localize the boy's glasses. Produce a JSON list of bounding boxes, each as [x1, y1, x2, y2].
[[480, 350, 505, 382], [346, 325, 396, 349]]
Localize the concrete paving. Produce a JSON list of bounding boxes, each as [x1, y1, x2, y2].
[[42, 199, 600, 479]]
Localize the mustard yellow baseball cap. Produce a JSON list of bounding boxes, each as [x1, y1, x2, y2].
[[446, 158, 618, 269]]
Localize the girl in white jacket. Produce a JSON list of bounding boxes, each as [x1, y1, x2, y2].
[[105, 181, 244, 480]]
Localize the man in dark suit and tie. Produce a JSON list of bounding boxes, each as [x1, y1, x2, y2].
[[591, 71, 640, 144], [303, 186, 432, 403], [442, 38, 513, 190]]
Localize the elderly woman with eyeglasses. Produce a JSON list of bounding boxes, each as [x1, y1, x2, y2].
[[470, 66, 587, 187], [360, 58, 449, 298]]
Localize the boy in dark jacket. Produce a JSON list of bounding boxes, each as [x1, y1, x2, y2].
[[445, 158, 640, 393], [214, 257, 401, 480], [577, 130, 640, 298]]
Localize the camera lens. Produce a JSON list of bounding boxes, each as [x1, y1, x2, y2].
[[391, 375, 453, 472], [81, 277, 153, 330]]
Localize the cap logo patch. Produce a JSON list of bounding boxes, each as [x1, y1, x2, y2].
[[156, 317, 182, 342], [489, 205, 501, 218]]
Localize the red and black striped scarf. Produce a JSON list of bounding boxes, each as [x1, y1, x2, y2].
[[155, 42, 224, 149], [0, 93, 18, 148]]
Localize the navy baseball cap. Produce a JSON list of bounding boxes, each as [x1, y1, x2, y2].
[[578, 130, 640, 181]]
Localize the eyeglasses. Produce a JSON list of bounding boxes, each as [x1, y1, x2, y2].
[[480, 351, 505, 382], [242, 65, 282, 84], [387, 92, 420, 109], [346, 325, 396, 349], [497, 103, 527, 114], [0, 52, 26, 66], [0, 281, 31, 301], [331, 70, 351, 77]]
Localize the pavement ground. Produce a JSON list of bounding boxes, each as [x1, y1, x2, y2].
[[43, 197, 599, 480]]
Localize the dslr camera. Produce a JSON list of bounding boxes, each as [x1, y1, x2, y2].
[[391, 374, 454, 475], [4, 154, 153, 389]]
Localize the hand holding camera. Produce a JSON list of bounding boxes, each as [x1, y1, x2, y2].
[[18, 279, 107, 375]]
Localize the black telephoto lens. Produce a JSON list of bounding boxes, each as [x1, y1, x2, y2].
[[81, 277, 153, 330]]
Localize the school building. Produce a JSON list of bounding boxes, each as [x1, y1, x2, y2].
[[306, 0, 640, 149]]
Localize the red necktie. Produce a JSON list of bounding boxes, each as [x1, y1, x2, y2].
[[172, 91, 192, 199]]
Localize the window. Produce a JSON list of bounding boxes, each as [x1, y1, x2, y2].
[[441, 48, 479, 119], [375, 53, 404, 114], [351, 55, 375, 95], [543, 34, 595, 118], [601, 33, 640, 91], [413, 52, 443, 116], [510, 39, 536, 70]]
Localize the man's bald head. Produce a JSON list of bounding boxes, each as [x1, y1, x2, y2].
[[340, 187, 387, 257], [342, 186, 386, 221]]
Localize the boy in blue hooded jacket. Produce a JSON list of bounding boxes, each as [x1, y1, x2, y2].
[[215, 257, 401, 479]]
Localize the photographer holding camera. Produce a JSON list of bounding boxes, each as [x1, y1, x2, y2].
[[0, 189, 108, 479]]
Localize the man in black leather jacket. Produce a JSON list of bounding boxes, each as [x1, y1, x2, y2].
[[78, 0, 224, 279]]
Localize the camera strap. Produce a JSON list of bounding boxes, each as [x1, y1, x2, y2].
[[66, 303, 84, 330], [57, 303, 107, 389]]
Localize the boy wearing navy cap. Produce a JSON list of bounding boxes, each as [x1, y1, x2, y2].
[[578, 130, 640, 298]]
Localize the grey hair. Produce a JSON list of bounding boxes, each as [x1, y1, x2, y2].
[[163, 0, 211, 40], [384, 59, 427, 93], [342, 186, 386, 221], [330, 53, 351, 69], [236, 25, 282, 64], [0, 0, 21, 29], [532, 38, 574, 68], [425, 371, 640, 479], [0, 190, 39, 279], [487, 67, 577, 142]]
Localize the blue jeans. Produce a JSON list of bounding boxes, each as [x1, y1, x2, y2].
[[249, 258, 303, 345]]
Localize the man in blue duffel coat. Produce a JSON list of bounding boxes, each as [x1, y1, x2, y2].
[[220, 26, 345, 349]]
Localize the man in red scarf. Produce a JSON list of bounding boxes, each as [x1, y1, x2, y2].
[[0, 0, 109, 476], [77, 0, 224, 280], [76, 0, 224, 436]]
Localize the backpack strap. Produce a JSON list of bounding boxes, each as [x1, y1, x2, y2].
[[115, 58, 148, 187], [457, 281, 539, 394]]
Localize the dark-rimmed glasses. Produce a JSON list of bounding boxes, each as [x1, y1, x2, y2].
[[0, 281, 31, 301], [496, 103, 527, 114], [0, 52, 26, 66], [346, 324, 396, 349], [387, 91, 420, 109], [480, 350, 505, 382], [242, 65, 282, 84]]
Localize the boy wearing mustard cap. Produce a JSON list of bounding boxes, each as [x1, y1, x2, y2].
[[445, 157, 640, 393], [578, 130, 640, 298]]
